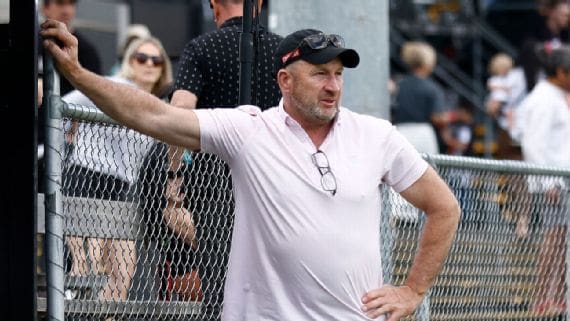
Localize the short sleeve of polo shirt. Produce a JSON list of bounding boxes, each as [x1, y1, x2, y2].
[[382, 126, 429, 193], [194, 106, 260, 163], [174, 40, 204, 96]]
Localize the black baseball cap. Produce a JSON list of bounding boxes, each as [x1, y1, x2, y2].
[[273, 29, 360, 75]]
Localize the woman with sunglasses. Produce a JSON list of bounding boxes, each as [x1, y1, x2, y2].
[[120, 37, 173, 99], [61, 36, 173, 303]]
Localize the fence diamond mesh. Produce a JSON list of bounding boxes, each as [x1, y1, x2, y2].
[[59, 115, 233, 321], [382, 162, 570, 321], [44, 103, 570, 321]]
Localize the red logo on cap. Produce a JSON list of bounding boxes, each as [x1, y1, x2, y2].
[[281, 48, 301, 64]]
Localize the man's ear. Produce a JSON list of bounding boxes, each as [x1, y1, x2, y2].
[[277, 69, 292, 93], [212, 1, 222, 22]]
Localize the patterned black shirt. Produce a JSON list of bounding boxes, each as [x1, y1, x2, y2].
[[174, 16, 283, 110]]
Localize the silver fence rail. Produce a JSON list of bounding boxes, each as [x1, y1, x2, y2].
[[41, 66, 570, 321]]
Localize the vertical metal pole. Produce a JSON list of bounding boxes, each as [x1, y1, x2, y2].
[[0, 0, 39, 319], [239, 0, 253, 105], [565, 183, 570, 316], [472, 28, 492, 158], [43, 52, 65, 321]]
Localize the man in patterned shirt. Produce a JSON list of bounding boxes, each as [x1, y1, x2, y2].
[[168, 1, 283, 320], [171, 0, 282, 109]]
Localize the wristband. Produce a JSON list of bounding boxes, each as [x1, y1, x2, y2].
[[182, 150, 193, 165]]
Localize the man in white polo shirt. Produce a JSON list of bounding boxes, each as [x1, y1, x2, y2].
[[42, 20, 460, 321]]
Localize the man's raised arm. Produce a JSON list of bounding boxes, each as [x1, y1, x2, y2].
[[40, 19, 201, 151]]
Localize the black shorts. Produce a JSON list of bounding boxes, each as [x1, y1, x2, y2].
[[63, 164, 131, 201]]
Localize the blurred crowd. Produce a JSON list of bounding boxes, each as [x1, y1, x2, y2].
[[389, 0, 570, 169], [388, 4, 570, 316]]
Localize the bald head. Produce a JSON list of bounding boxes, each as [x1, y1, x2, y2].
[[210, 0, 263, 27]]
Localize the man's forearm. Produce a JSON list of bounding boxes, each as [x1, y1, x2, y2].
[[67, 68, 163, 134], [359, 197, 459, 320], [41, 19, 201, 149], [64, 68, 201, 150], [404, 207, 459, 296]]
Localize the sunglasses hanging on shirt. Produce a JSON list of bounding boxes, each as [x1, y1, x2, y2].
[[311, 150, 337, 196]]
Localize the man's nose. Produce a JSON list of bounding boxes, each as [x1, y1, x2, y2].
[[324, 75, 341, 92]]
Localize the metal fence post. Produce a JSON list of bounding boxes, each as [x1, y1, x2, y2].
[[562, 177, 570, 316], [43, 53, 65, 321]]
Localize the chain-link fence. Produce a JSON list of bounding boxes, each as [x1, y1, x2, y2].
[[383, 156, 570, 321], [54, 104, 233, 321], [41, 67, 570, 321]]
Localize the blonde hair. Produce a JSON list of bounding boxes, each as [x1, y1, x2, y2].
[[488, 53, 513, 76], [119, 37, 173, 97], [401, 41, 437, 71], [118, 24, 152, 57]]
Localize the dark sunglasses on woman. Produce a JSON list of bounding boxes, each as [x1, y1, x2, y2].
[[132, 52, 164, 67]]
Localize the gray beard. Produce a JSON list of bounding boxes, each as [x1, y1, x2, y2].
[[291, 94, 338, 124]]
